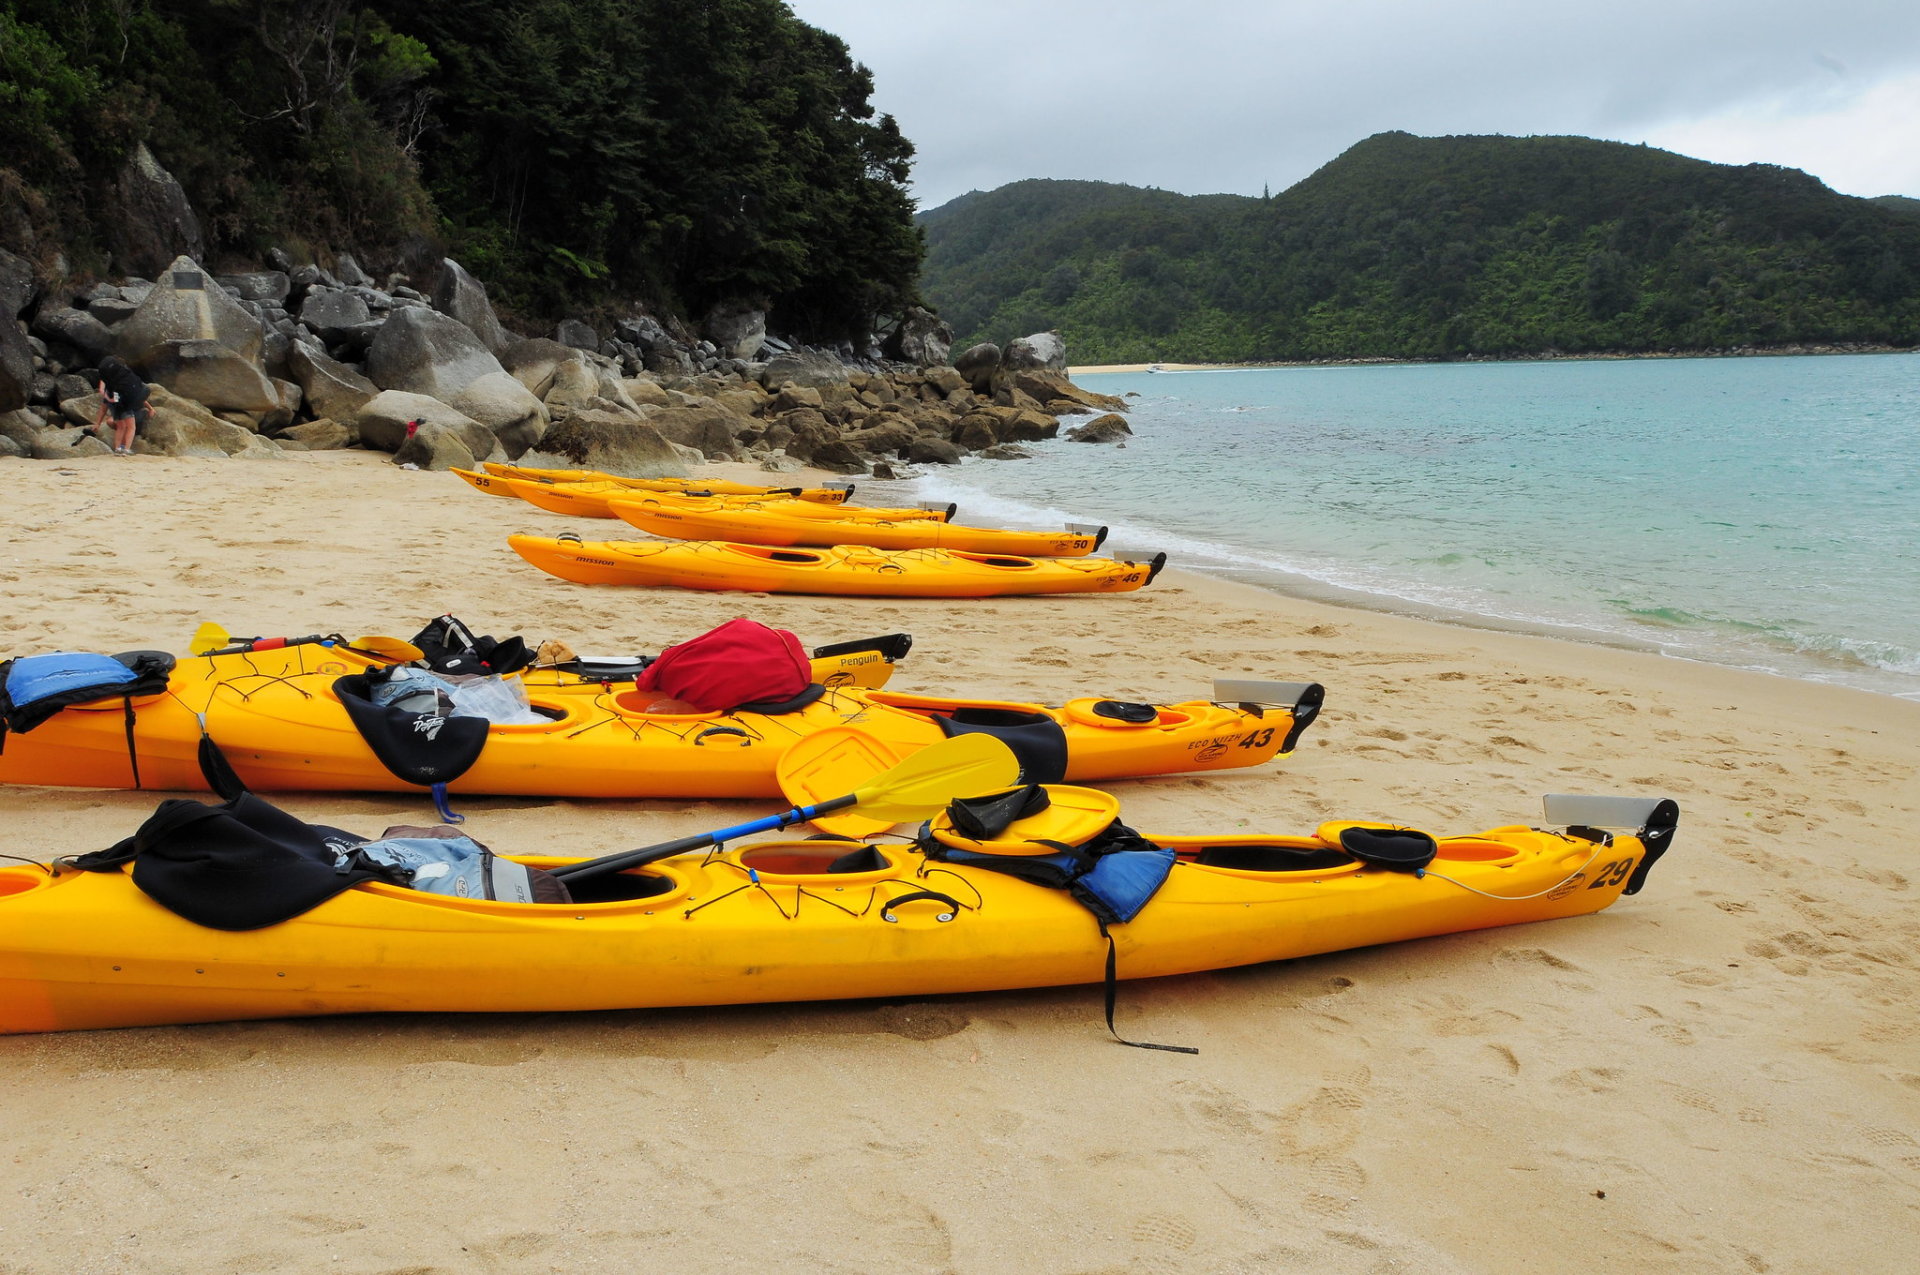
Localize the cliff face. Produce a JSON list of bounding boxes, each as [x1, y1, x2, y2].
[[919, 133, 1920, 363]]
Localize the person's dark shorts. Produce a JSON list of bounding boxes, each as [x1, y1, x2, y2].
[[111, 401, 151, 431]]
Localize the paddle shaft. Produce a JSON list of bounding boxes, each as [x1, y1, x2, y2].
[[553, 794, 857, 883]]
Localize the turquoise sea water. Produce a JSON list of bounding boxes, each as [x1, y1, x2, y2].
[[862, 354, 1920, 699]]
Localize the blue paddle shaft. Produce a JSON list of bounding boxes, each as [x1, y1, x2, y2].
[[552, 794, 857, 882]]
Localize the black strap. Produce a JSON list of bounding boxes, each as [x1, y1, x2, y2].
[[197, 731, 250, 802], [122, 696, 141, 790], [1100, 924, 1198, 1055]]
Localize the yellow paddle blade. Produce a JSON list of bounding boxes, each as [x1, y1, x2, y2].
[[348, 635, 425, 662], [189, 622, 230, 655], [778, 728, 1021, 833], [778, 729, 919, 836]]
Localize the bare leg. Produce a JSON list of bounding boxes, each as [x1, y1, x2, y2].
[[114, 416, 136, 453]]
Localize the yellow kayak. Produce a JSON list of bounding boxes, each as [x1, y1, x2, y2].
[[612, 499, 1107, 557], [482, 461, 854, 502], [0, 793, 1675, 1033], [0, 638, 1319, 796], [504, 478, 947, 521], [511, 535, 1167, 597]]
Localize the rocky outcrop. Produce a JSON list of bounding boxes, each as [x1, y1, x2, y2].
[[639, 403, 741, 460], [1067, 412, 1132, 443], [705, 305, 767, 360], [141, 385, 282, 458], [884, 307, 954, 367], [447, 370, 549, 458], [106, 144, 205, 279], [1000, 331, 1067, 375], [0, 321, 31, 413], [287, 342, 378, 423], [952, 342, 1000, 394], [142, 338, 279, 413]]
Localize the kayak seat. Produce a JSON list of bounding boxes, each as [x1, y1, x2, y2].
[[933, 708, 1068, 785], [561, 869, 680, 905], [1195, 844, 1354, 872], [732, 683, 827, 715]]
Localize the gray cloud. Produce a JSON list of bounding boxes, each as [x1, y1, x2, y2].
[[785, 0, 1920, 208]]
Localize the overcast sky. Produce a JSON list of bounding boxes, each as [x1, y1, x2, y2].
[[784, 0, 1920, 211]]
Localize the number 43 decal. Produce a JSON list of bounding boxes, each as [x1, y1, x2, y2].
[[1587, 858, 1637, 889], [1238, 728, 1276, 749]]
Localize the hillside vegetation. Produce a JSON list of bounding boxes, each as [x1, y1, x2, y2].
[[919, 133, 1920, 363], [0, 0, 920, 337]]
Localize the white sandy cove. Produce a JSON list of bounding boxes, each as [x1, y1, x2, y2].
[[1, 449, 1918, 1274]]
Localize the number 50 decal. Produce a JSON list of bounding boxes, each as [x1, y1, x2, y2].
[[1587, 858, 1637, 889]]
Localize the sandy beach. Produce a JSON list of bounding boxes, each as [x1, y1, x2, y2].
[[3, 449, 1918, 1273]]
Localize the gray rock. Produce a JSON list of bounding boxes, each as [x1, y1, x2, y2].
[[905, 437, 964, 465], [430, 258, 511, 355], [364, 305, 505, 400], [287, 341, 378, 422], [1000, 332, 1067, 375], [267, 247, 295, 273], [132, 385, 282, 458], [554, 319, 599, 350], [952, 344, 999, 395], [0, 248, 36, 318], [517, 409, 690, 478], [447, 370, 549, 458], [31, 308, 117, 364], [218, 271, 292, 304], [290, 263, 338, 296], [87, 296, 139, 325], [106, 143, 204, 278], [884, 307, 954, 367], [142, 338, 280, 412], [977, 443, 1034, 460], [392, 422, 482, 471], [503, 337, 588, 399], [54, 372, 92, 404], [758, 452, 805, 473], [355, 389, 494, 457], [333, 253, 374, 289], [615, 314, 671, 350], [619, 376, 673, 408], [0, 407, 46, 449], [279, 417, 356, 449], [704, 305, 766, 361], [0, 319, 31, 412], [332, 318, 387, 356], [643, 345, 694, 377], [115, 255, 266, 368], [641, 404, 742, 460], [0, 433, 22, 458], [757, 349, 851, 391], [298, 287, 372, 341], [33, 427, 112, 459], [29, 371, 55, 403], [1066, 412, 1132, 443]]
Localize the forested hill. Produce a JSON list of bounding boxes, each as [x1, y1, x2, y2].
[[0, 0, 920, 338], [918, 132, 1920, 363]]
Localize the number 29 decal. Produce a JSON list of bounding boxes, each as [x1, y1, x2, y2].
[[1587, 858, 1637, 889]]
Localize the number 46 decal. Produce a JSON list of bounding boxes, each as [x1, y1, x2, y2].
[[1587, 858, 1637, 889]]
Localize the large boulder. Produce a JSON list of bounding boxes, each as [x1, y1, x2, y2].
[[516, 408, 690, 477], [704, 305, 766, 360], [0, 248, 36, 319], [1007, 368, 1127, 413], [279, 417, 356, 450], [429, 258, 511, 355], [0, 320, 31, 412], [105, 143, 205, 279], [287, 341, 378, 422], [502, 337, 588, 400], [140, 384, 283, 458], [756, 349, 850, 390], [32, 427, 112, 459], [554, 319, 599, 351], [447, 370, 549, 458], [30, 307, 116, 364], [1000, 332, 1067, 375], [115, 255, 266, 367], [354, 389, 494, 457], [640, 404, 741, 459], [217, 271, 291, 304], [392, 422, 480, 471], [141, 338, 280, 413], [883, 307, 953, 367], [363, 305, 505, 401], [952, 342, 1000, 394], [298, 287, 372, 343], [1067, 412, 1132, 443], [619, 376, 673, 408]]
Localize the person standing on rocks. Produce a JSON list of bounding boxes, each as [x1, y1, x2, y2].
[[91, 356, 150, 455]]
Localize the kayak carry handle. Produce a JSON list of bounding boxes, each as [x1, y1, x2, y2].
[[1067, 523, 1110, 551]]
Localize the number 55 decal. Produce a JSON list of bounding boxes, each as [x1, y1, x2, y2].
[[1587, 858, 1637, 889]]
